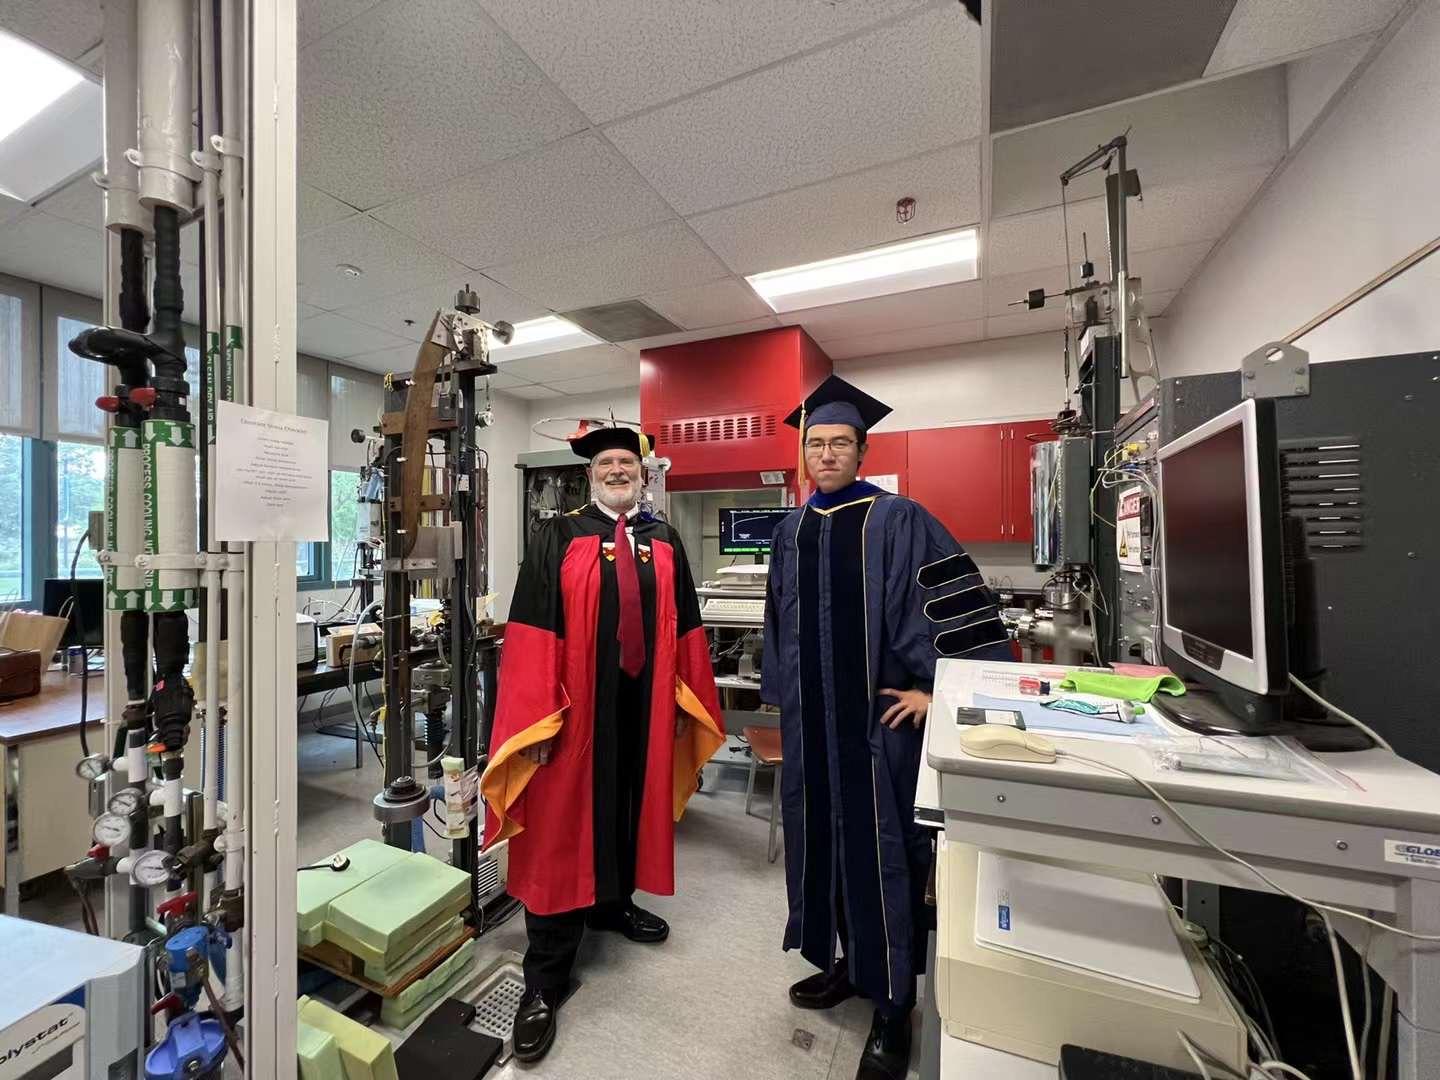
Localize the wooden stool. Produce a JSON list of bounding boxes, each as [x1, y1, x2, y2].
[[742, 725, 783, 863]]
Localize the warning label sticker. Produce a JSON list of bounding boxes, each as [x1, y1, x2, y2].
[[1385, 839, 1440, 869]]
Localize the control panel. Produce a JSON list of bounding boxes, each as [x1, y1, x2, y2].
[[1113, 399, 1161, 664]]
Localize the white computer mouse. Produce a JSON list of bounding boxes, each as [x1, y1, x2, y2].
[[958, 724, 1058, 763]]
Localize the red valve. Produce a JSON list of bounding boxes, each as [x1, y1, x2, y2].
[[89, 843, 110, 859], [156, 891, 198, 919], [95, 395, 121, 413], [129, 387, 158, 408], [150, 992, 182, 1016]]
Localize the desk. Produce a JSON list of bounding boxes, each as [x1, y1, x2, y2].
[[1, 671, 105, 914], [926, 658, 1440, 1080]]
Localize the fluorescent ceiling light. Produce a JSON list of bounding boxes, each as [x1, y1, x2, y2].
[[489, 316, 601, 362], [0, 31, 101, 201], [745, 228, 979, 313]]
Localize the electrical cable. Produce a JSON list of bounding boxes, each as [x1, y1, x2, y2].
[[1376, 986, 1395, 1080], [1256, 1064, 1316, 1080], [1287, 674, 1392, 752], [201, 977, 245, 1070], [1359, 927, 1375, 1077], [1321, 909, 1363, 1080], [68, 534, 92, 757]]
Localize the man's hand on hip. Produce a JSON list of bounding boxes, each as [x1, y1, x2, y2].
[[522, 738, 554, 765], [878, 688, 931, 730]]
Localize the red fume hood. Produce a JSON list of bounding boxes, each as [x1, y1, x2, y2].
[[640, 326, 832, 492]]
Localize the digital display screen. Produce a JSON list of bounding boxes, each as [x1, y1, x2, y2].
[[1160, 422, 1254, 659], [718, 507, 791, 555]]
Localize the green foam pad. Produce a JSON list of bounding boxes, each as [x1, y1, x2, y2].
[[324, 853, 469, 967], [362, 915, 465, 984], [297, 1018, 345, 1080], [379, 940, 477, 1028], [297, 997, 398, 1080], [297, 839, 411, 947]]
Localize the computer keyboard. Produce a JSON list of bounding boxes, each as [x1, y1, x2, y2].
[[702, 597, 766, 621]]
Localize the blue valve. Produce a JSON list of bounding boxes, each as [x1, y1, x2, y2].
[[144, 1011, 227, 1080]]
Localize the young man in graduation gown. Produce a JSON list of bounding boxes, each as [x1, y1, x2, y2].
[[481, 426, 725, 1063], [761, 376, 1014, 1080]]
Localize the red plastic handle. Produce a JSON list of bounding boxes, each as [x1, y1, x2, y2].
[[156, 891, 197, 918], [150, 992, 182, 1016], [129, 387, 158, 408]]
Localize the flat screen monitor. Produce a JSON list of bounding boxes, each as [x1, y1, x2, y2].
[[1157, 398, 1286, 698], [718, 507, 791, 555], [42, 577, 105, 649]]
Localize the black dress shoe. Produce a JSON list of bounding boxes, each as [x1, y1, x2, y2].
[[855, 1009, 912, 1080], [512, 987, 561, 1063], [586, 904, 670, 943], [788, 957, 855, 1010]]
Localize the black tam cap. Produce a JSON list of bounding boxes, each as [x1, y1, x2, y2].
[[782, 375, 892, 435], [568, 426, 652, 461]]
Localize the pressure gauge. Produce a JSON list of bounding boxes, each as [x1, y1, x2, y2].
[[108, 788, 146, 817], [129, 849, 172, 888], [93, 812, 130, 848], [75, 753, 110, 782]]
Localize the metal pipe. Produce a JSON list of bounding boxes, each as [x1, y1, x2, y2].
[[219, 0, 244, 401], [100, 0, 147, 235], [1112, 140, 1130, 381], [221, 561, 245, 1011]]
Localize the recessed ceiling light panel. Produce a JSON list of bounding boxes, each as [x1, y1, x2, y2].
[[0, 30, 100, 201], [489, 316, 601, 362], [745, 228, 979, 313]]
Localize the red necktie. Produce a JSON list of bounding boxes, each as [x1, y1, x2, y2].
[[615, 514, 646, 677]]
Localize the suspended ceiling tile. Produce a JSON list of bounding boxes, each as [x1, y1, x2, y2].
[[34, 175, 102, 230], [343, 340, 426, 375], [0, 0, 102, 60], [331, 276, 546, 343], [298, 0, 587, 210], [1206, 0, 1404, 75], [485, 221, 731, 313], [477, 0, 928, 125], [1125, 164, 1274, 250], [983, 198, 1108, 279], [1129, 241, 1213, 295], [498, 343, 635, 385], [299, 0, 386, 47], [545, 372, 643, 397], [373, 133, 674, 270], [822, 317, 985, 361], [296, 215, 470, 311], [643, 278, 773, 330], [984, 306, 1068, 339], [0, 211, 102, 296], [501, 383, 566, 400], [990, 67, 1286, 217], [298, 302, 326, 321], [984, 267, 1068, 317], [607, 5, 981, 216], [622, 315, 782, 354], [990, 0, 1236, 132], [300, 184, 359, 235], [689, 141, 981, 277], [1286, 36, 1374, 147], [780, 281, 984, 342], [0, 193, 26, 228], [486, 369, 537, 390], [296, 311, 412, 360]]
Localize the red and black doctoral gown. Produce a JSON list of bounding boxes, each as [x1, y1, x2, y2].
[[481, 503, 725, 916]]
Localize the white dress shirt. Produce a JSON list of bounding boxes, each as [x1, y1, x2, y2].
[[594, 499, 639, 551]]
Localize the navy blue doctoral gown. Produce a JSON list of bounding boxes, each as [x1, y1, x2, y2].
[[760, 480, 1012, 1011]]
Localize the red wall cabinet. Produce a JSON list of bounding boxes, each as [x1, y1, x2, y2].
[[906, 419, 1055, 544], [908, 426, 1006, 542], [857, 431, 908, 496]]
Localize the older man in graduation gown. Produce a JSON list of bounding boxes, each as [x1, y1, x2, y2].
[[481, 425, 724, 1063], [761, 376, 1014, 1080]]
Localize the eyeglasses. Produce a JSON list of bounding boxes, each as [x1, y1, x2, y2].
[[804, 437, 858, 454]]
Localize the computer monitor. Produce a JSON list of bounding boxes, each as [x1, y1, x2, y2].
[[718, 507, 791, 556], [1157, 399, 1287, 713], [42, 577, 105, 650]]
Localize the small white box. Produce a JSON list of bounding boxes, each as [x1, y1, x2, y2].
[[296, 612, 317, 666]]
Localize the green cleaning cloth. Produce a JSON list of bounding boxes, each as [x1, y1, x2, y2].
[[1059, 670, 1186, 703]]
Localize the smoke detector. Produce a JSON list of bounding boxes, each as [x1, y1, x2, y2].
[[336, 263, 363, 278]]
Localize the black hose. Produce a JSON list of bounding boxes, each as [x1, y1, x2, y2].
[[119, 228, 150, 334], [150, 207, 186, 376], [68, 538, 91, 757]]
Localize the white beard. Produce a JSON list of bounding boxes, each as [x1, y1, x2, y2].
[[594, 482, 639, 513]]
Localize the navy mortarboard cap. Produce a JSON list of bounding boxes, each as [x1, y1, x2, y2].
[[782, 374, 893, 435], [569, 425, 653, 461]]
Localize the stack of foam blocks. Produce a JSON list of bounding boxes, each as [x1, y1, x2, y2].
[[298, 840, 477, 1031]]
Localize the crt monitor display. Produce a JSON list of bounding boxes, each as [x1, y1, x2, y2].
[[718, 507, 791, 555]]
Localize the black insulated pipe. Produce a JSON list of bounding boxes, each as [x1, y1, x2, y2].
[[149, 206, 190, 415]]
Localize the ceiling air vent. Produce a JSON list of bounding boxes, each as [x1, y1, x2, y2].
[[559, 300, 682, 343], [1280, 437, 1365, 552]]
